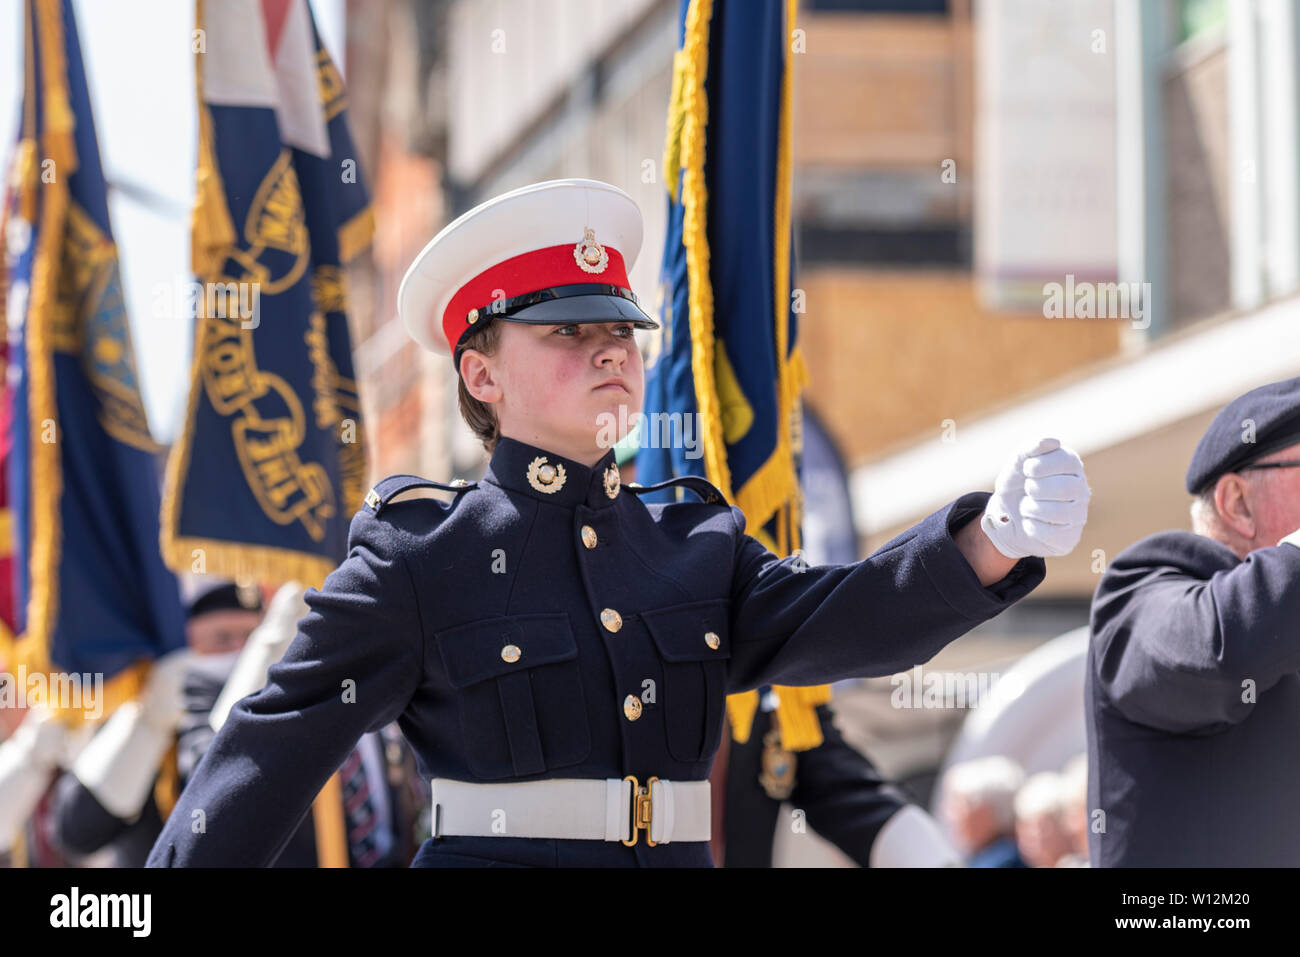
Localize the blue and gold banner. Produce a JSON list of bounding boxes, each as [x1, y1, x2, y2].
[[1, 0, 186, 712], [640, 0, 806, 553], [161, 0, 373, 587], [639, 0, 827, 749]]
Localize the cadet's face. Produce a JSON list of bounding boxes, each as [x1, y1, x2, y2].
[[492, 320, 645, 461]]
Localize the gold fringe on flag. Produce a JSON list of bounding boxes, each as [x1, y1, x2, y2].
[[312, 772, 349, 867]]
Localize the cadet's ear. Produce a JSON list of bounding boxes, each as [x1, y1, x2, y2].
[[1213, 473, 1256, 540], [459, 348, 503, 404]]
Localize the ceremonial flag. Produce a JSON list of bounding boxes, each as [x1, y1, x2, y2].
[[640, 0, 829, 750], [161, 0, 373, 586], [1, 0, 186, 713]]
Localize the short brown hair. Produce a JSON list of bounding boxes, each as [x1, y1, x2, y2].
[[456, 319, 504, 452]]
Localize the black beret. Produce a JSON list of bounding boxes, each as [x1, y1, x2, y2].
[[185, 581, 263, 620], [1186, 376, 1300, 494]]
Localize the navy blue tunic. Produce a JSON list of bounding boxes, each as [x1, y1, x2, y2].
[[1087, 530, 1300, 866], [147, 436, 1044, 867]]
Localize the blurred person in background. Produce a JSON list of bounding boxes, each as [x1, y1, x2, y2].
[[940, 756, 1026, 867], [51, 580, 424, 867], [1014, 771, 1073, 868], [1056, 754, 1088, 866], [49, 580, 266, 866]]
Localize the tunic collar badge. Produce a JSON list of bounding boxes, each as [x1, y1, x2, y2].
[[603, 463, 621, 499], [574, 227, 609, 274], [526, 456, 567, 493]]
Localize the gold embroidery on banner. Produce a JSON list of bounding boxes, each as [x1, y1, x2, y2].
[[316, 48, 347, 122], [186, 154, 346, 540], [304, 309, 365, 515], [198, 310, 335, 541], [221, 150, 309, 297], [51, 203, 156, 450], [311, 265, 346, 314]]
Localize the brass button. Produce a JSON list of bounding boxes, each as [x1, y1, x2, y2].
[[467, 308, 479, 324], [600, 608, 623, 633], [581, 525, 598, 549], [500, 644, 521, 663], [623, 695, 642, 721], [704, 631, 720, 650]]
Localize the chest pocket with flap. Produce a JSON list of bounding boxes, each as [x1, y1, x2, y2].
[[435, 613, 591, 780], [641, 599, 732, 763]]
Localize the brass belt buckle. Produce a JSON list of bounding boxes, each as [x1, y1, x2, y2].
[[621, 775, 659, 847]]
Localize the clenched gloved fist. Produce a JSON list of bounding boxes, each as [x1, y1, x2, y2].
[[981, 438, 1090, 559]]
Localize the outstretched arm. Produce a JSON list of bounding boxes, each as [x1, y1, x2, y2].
[[727, 438, 1089, 692], [146, 510, 424, 867]]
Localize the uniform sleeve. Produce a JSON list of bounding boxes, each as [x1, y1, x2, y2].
[[176, 674, 221, 784], [50, 771, 134, 856], [1090, 537, 1300, 734], [788, 705, 910, 868], [146, 509, 425, 867], [727, 492, 1045, 692]]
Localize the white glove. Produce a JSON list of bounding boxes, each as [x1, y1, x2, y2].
[[0, 705, 67, 849], [210, 582, 307, 733], [71, 650, 194, 821], [981, 437, 1090, 559], [138, 649, 196, 732]]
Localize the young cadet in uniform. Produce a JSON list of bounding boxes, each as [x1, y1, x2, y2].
[[147, 179, 1091, 868]]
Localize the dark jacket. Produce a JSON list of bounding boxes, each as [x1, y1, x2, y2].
[[1086, 530, 1300, 866], [148, 435, 1044, 868]]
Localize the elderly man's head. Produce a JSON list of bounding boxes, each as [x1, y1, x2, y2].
[[940, 756, 1024, 855], [1190, 440, 1300, 558]]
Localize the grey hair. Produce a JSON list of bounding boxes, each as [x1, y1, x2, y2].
[[1189, 486, 1219, 535], [942, 756, 1025, 833]]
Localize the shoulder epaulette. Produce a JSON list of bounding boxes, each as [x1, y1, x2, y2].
[[624, 475, 727, 506], [363, 474, 477, 514]]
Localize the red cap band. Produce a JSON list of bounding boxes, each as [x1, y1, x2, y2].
[[442, 243, 629, 354]]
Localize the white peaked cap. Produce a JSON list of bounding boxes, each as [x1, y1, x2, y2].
[[398, 178, 654, 358]]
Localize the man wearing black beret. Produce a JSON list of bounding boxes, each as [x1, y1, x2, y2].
[[1086, 375, 1300, 866]]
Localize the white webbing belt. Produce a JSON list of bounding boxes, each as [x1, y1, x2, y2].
[[430, 777, 711, 844]]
